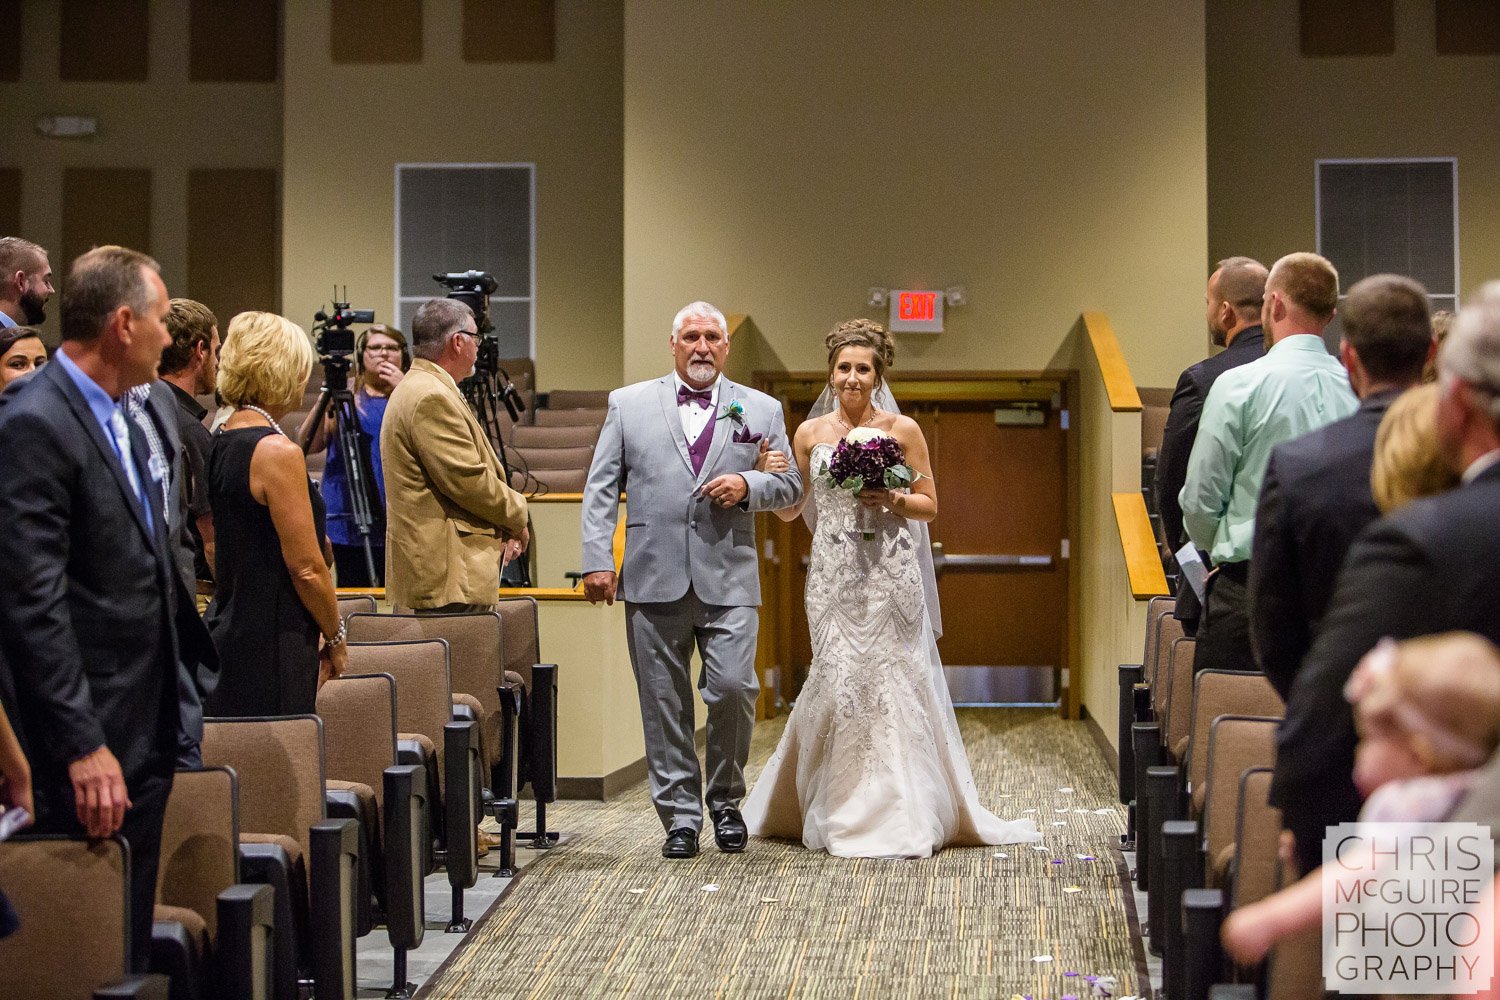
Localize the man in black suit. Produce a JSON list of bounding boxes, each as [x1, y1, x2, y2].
[[1153, 256, 1268, 626], [1249, 274, 1434, 700], [1273, 280, 1500, 876], [0, 246, 182, 970]]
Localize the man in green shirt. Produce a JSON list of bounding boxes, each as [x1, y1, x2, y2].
[[1180, 251, 1358, 673]]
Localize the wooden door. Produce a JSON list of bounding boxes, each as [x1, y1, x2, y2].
[[757, 374, 1074, 715]]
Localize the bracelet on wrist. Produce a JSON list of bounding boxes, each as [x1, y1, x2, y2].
[[324, 618, 347, 648]]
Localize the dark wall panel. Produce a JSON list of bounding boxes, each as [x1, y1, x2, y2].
[[191, 0, 279, 81], [0, 0, 21, 81], [62, 169, 152, 270], [0, 169, 20, 237], [1300, 0, 1394, 57], [1437, 0, 1500, 55], [463, 0, 555, 62], [331, 0, 422, 63], [60, 0, 149, 81], [187, 169, 280, 325]]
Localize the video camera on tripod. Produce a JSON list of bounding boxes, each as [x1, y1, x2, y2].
[[300, 291, 383, 582]]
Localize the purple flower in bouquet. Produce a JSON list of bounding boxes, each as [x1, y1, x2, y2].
[[818, 429, 920, 538]]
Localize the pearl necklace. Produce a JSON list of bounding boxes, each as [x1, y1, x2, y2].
[[238, 404, 287, 438]]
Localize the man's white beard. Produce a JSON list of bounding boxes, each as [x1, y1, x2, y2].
[[686, 360, 717, 383]]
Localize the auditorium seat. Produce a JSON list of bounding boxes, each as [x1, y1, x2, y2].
[[1186, 671, 1282, 820], [534, 407, 607, 428], [201, 716, 360, 1000], [336, 594, 377, 619], [544, 389, 610, 410], [511, 467, 587, 493], [0, 835, 171, 999], [513, 444, 594, 471], [509, 424, 600, 450], [316, 672, 428, 996], [1228, 767, 1281, 911], [152, 766, 275, 1000], [344, 639, 483, 931]]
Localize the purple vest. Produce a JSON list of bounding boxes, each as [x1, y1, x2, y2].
[[688, 408, 717, 476]]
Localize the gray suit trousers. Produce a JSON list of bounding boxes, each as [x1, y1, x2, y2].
[[625, 589, 759, 832]]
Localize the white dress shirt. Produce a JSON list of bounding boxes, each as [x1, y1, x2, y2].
[[672, 373, 720, 444]]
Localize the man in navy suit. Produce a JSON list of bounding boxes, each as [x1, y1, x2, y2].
[[0, 246, 182, 970], [1274, 280, 1500, 876], [1249, 274, 1434, 699]]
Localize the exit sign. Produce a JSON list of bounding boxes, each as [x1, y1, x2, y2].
[[889, 289, 943, 332]]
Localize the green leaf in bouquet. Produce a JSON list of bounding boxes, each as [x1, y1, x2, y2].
[[884, 464, 917, 489], [839, 476, 865, 492]]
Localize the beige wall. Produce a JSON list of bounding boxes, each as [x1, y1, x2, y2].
[[281, 1, 624, 391], [1208, 2, 1500, 300], [0, 0, 280, 341], [623, 2, 1208, 389]]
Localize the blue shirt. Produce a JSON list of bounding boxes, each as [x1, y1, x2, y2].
[[322, 392, 389, 546], [0, 311, 16, 329], [53, 348, 154, 532]]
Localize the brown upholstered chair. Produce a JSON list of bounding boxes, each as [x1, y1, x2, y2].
[[316, 673, 428, 996], [512, 445, 595, 471], [1186, 671, 1283, 817], [1228, 767, 1281, 911], [544, 388, 610, 409], [152, 766, 275, 1000], [509, 424, 600, 450], [509, 467, 587, 493], [344, 639, 483, 931], [201, 716, 359, 1000], [0, 835, 170, 999], [336, 594, 377, 620], [533, 407, 607, 428]]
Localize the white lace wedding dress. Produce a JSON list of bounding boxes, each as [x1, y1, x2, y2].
[[742, 443, 1041, 858]]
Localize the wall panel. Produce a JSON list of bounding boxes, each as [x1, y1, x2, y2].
[[62, 169, 152, 269], [60, 0, 149, 81], [187, 169, 280, 323]]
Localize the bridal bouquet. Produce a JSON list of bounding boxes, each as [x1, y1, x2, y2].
[[819, 427, 920, 539]]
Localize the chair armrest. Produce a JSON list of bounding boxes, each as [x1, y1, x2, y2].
[[1118, 664, 1144, 802], [309, 818, 359, 1000], [382, 764, 428, 952], [94, 976, 171, 999], [451, 699, 479, 724], [235, 842, 300, 1000], [443, 720, 481, 892], [217, 884, 275, 1000], [1184, 887, 1227, 1000], [324, 786, 376, 938]]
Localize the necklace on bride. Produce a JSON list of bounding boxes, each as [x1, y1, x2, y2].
[[835, 404, 878, 432], [238, 404, 287, 438]]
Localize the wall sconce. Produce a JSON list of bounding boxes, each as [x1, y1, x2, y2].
[[867, 287, 888, 308], [35, 115, 98, 138]]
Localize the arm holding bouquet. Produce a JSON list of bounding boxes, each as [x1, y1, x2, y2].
[[856, 414, 936, 522]]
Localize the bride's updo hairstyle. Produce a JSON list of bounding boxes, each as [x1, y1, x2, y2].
[[825, 318, 896, 387]]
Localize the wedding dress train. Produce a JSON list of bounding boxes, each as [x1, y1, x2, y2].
[[742, 444, 1041, 858]]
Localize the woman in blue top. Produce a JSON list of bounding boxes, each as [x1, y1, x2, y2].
[[299, 324, 409, 587]]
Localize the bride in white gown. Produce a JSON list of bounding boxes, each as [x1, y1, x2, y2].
[[742, 319, 1040, 858]]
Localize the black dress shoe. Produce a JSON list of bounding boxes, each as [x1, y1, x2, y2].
[[711, 807, 747, 853], [662, 827, 699, 859]]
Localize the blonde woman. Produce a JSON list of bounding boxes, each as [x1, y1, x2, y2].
[[206, 311, 345, 716], [1371, 383, 1461, 514]]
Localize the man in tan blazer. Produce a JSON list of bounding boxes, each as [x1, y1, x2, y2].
[[382, 298, 528, 612]]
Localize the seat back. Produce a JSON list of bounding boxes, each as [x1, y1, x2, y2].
[[0, 835, 130, 998], [533, 407, 607, 428], [349, 612, 503, 712], [1144, 595, 1174, 663], [1162, 635, 1197, 758], [157, 766, 240, 942], [1149, 610, 1185, 699], [317, 673, 400, 809], [337, 595, 377, 620], [1187, 670, 1284, 813], [496, 597, 540, 689], [345, 639, 454, 783], [513, 445, 594, 471], [201, 715, 327, 867], [509, 424, 599, 449], [510, 467, 586, 493], [1230, 767, 1283, 910], [544, 388, 609, 409], [1202, 715, 1279, 887]]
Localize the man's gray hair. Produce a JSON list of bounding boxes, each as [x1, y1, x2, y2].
[[1441, 281, 1500, 426], [0, 236, 48, 278], [61, 245, 159, 343], [671, 300, 728, 339], [411, 298, 474, 360]]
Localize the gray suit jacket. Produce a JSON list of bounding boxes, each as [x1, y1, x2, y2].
[[581, 375, 801, 606]]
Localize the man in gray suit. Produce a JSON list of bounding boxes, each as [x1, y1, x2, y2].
[[582, 301, 802, 858]]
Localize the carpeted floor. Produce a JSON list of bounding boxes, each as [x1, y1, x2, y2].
[[421, 708, 1142, 999]]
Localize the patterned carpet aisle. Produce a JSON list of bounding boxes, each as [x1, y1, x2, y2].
[[422, 708, 1141, 999]]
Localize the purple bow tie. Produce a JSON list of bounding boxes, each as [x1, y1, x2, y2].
[[677, 386, 713, 409]]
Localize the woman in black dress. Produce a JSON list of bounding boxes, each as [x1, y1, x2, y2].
[[206, 311, 346, 717]]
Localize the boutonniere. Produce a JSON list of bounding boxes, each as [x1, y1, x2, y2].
[[719, 399, 746, 425]]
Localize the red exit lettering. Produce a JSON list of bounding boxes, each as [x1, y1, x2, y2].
[[899, 292, 935, 321]]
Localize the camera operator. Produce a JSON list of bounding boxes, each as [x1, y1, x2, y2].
[[298, 324, 409, 587], [383, 299, 528, 613]]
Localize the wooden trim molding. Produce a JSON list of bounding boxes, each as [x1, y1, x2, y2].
[[1082, 311, 1142, 413], [1112, 492, 1169, 599]]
